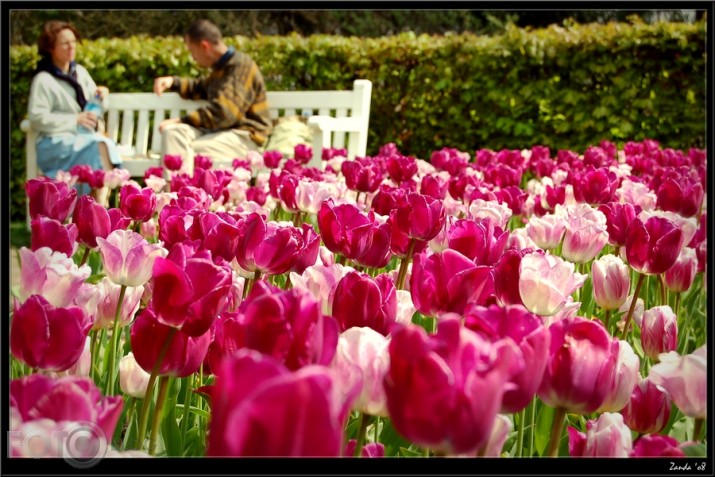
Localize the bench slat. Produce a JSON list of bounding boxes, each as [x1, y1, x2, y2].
[[333, 108, 348, 149], [150, 110, 166, 155], [120, 110, 135, 147], [135, 110, 150, 157], [107, 109, 120, 143]]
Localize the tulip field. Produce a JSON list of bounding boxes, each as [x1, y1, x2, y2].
[[8, 139, 708, 465]]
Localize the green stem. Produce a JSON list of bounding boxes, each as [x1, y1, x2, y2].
[[658, 273, 667, 307], [80, 246, 91, 267], [373, 416, 379, 444], [528, 396, 536, 457], [516, 408, 525, 458], [354, 412, 371, 457], [106, 285, 127, 396], [603, 309, 611, 333], [120, 397, 136, 450], [693, 418, 704, 442], [89, 329, 99, 382], [546, 407, 566, 457], [135, 327, 177, 450], [621, 273, 646, 340], [674, 292, 682, 318], [149, 376, 170, 456], [395, 238, 416, 290], [180, 375, 193, 446]]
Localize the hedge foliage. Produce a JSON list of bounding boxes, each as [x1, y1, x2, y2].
[[9, 20, 706, 222]]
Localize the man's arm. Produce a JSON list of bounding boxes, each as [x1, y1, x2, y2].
[[154, 76, 208, 99]]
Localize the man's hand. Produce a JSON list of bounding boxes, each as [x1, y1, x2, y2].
[[154, 76, 174, 96], [159, 117, 182, 133]]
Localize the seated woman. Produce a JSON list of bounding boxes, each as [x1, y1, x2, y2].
[[28, 20, 122, 202]]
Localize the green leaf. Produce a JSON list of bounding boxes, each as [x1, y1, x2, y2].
[[399, 446, 424, 457], [534, 403, 555, 457], [160, 378, 183, 457], [680, 443, 707, 457], [379, 418, 412, 457]]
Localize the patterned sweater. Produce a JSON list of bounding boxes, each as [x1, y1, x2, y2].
[[171, 50, 273, 147]]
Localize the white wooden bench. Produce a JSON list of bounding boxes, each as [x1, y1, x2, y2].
[[21, 79, 372, 179]]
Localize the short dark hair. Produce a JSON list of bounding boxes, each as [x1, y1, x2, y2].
[[38, 20, 81, 58], [185, 19, 222, 45]]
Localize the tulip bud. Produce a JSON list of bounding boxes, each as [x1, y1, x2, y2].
[[591, 254, 630, 311], [119, 352, 151, 398], [568, 413, 633, 457], [640, 306, 678, 361], [664, 247, 698, 293], [620, 377, 671, 434]]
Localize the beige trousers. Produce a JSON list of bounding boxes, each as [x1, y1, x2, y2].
[[161, 123, 259, 173]]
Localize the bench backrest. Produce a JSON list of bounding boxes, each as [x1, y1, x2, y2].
[[105, 79, 372, 160]]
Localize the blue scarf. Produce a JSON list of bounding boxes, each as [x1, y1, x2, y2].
[[213, 46, 236, 70], [34, 56, 87, 110]]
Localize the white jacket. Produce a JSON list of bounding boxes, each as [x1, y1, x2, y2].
[[28, 64, 107, 140]]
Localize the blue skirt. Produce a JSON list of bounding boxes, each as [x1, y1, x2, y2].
[[37, 132, 123, 194]]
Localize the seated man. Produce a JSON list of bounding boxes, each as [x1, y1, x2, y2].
[[154, 19, 273, 173]]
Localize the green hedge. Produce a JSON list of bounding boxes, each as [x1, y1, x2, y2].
[[10, 21, 706, 222]]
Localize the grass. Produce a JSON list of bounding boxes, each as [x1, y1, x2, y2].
[[10, 222, 31, 249]]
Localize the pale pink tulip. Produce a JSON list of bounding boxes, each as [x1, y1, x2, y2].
[[92, 277, 145, 330], [18, 247, 91, 308], [664, 247, 698, 293], [119, 352, 151, 398], [96, 229, 167, 287], [525, 213, 566, 250], [519, 252, 587, 316], [592, 254, 630, 311], [640, 306, 678, 361], [569, 413, 633, 457], [598, 340, 640, 412], [649, 345, 707, 418]]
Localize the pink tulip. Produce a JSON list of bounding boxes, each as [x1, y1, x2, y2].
[[493, 248, 533, 307], [464, 304, 550, 413], [525, 213, 566, 250], [96, 229, 167, 287], [561, 216, 609, 264], [331, 327, 391, 416], [289, 263, 354, 316], [656, 172, 704, 217], [92, 277, 144, 330], [538, 317, 618, 413], [568, 413, 633, 457], [104, 167, 132, 189], [18, 247, 91, 308], [640, 306, 678, 361], [130, 308, 211, 377], [162, 154, 183, 171], [119, 183, 157, 222], [30, 217, 78, 257], [26, 177, 77, 222], [648, 345, 707, 418], [518, 252, 587, 317], [295, 178, 341, 215], [597, 339, 640, 412], [591, 254, 631, 311], [119, 352, 151, 398], [446, 217, 509, 266], [393, 193, 445, 242], [11, 295, 92, 372], [10, 374, 123, 449], [572, 166, 619, 204], [468, 198, 512, 230], [187, 211, 241, 262], [384, 318, 521, 455], [317, 199, 374, 260], [477, 414, 512, 457], [620, 377, 671, 434], [207, 350, 352, 456], [333, 272, 397, 336], [664, 247, 698, 293], [150, 253, 232, 336], [237, 281, 339, 370], [410, 249, 493, 317], [625, 216, 684, 275], [420, 173, 449, 200], [385, 154, 418, 184], [235, 212, 308, 275], [630, 435, 685, 457]]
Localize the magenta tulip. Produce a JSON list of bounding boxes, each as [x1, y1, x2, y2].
[[464, 304, 550, 413], [163, 154, 183, 171], [656, 172, 704, 217], [150, 254, 232, 336], [572, 166, 619, 204], [130, 308, 211, 377], [345, 440, 385, 458], [385, 154, 418, 184], [10, 374, 123, 446], [317, 199, 374, 259], [72, 195, 111, 248], [11, 295, 92, 372], [384, 318, 521, 455], [630, 435, 685, 457], [538, 317, 618, 413], [207, 350, 352, 456], [30, 217, 78, 257], [409, 249, 493, 316], [598, 202, 641, 248], [493, 248, 533, 307], [119, 183, 157, 222], [235, 213, 307, 275], [625, 216, 684, 275], [393, 193, 445, 242], [342, 158, 384, 193], [332, 272, 397, 336], [26, 177, 77, 222], [620, 377, 671, 434], [446, 217, 509, 266]]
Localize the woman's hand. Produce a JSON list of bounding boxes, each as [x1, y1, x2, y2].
[[77, 111, 98, 130], [95, 86, 109, 99]]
